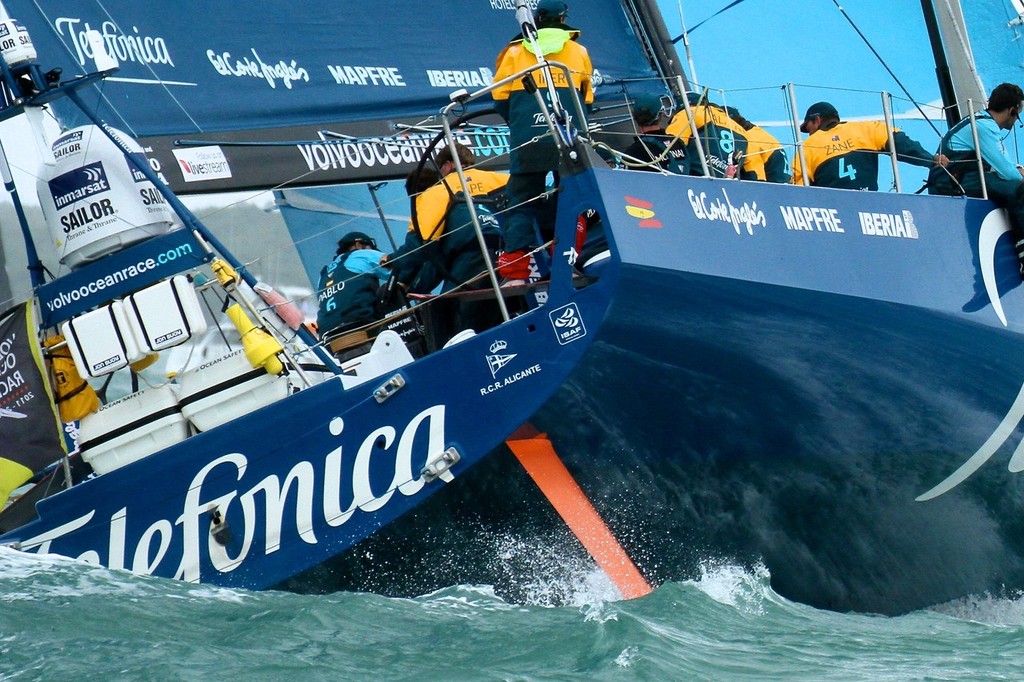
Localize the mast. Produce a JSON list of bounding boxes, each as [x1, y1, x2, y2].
[[623, 0, 690, 92], [921, 0, 987, 123], [920, 0, 961, 127], [0, 4, 49, 289]]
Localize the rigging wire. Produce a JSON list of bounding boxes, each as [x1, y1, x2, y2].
[[19, 1, 158, 136], [668, 0, 945, 136], [669, 0, 751, 41], [671, 1, 699, 87], [88, 0, 205, 134], [829, 0, 942, 137]]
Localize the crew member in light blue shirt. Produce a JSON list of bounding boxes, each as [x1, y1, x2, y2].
[[930, 82, 1024, 270]]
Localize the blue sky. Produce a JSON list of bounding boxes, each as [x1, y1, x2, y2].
[[658, 0, 938, 105]]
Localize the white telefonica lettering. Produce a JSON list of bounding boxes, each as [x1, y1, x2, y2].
[[16, 404, 452, 582], [134, 519, 174, 575], [175, 453, 248, 583], [324, 417, 358, 527], [19, 511, 95, 554], [241, 461, 318, 555], [109, 507, 128, 570], [353, 425, 398, 512], [396, 404, 449, 489]]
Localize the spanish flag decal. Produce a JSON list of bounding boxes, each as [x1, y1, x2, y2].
[[624, 196, 662, 228]]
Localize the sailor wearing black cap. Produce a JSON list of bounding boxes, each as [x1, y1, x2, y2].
[[618, 92, 689, 174], [315, 230, 389, 339], [792, 101, 947, 190], [336, 231, 377, 251]]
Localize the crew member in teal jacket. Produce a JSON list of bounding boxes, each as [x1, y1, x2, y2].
[[618, 92, 689, 175], [491, 0, 593, 280], [316, 231, 389, 338]]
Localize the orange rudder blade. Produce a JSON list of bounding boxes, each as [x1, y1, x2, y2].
[[506, 426, 652, 600]]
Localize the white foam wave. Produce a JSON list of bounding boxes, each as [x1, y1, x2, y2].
[[0, 545, 251, 604], [0, 544, 82, 578], [613, 645, 639, 669], [931, 591, 1024, 626], [415, 584, 516, 615], [685, 560, 776, 615], [482, 530, 622, 608]]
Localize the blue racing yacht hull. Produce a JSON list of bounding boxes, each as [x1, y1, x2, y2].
[[540, 169, 1024, 613], [304, 168, 1024, 615]]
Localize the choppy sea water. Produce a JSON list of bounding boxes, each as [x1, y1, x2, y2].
[[2, 547, 1023, 681]]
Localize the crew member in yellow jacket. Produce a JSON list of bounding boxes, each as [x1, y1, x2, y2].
[[726, 106, 790, 183], [791, 101, 947, 190], [665, 94, 756, 179], [386, 143, 509, 335], [491, 0, 593, 279]]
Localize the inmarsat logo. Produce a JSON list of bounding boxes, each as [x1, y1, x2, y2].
[[49, 162, 111, 209], [486, 339, 516, 378]]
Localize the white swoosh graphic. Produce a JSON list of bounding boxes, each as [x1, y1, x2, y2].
[[979, 209, 1012, 327], [18, 511, 96, 552], [918, 209, 1024, 500], [917, 380, 1024, 501], [1008, 433, 1024, 473]]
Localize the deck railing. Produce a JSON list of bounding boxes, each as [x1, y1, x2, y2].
[[589, 77, 975, 196]]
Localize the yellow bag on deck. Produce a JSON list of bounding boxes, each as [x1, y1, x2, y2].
[[44, 336, 100, 422]]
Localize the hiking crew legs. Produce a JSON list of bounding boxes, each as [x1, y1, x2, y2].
[[504, 171, 557, 253], [962, 171, 1024, 269]]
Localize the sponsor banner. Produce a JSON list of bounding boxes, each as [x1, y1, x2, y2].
[[48, 160, 110, 210], [172, 146, 233, 182], [5, 0, 654, 186], [36, 229, 210, 327], [778, 204, 845, 233], [16, 401, 453, 583], [672, 182, 921, 244], [40, 126, 175, 263], [51, 129, 84, 160], [687, 187, 767, 236], [139, 117, 512, 193], [0, 302, 64, 501], [858, 210, 919, 239], [603, 169, 983, 317]]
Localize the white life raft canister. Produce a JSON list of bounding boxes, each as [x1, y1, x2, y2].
[[37, 125, 176, 269], [0, 19, 37, 67]]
